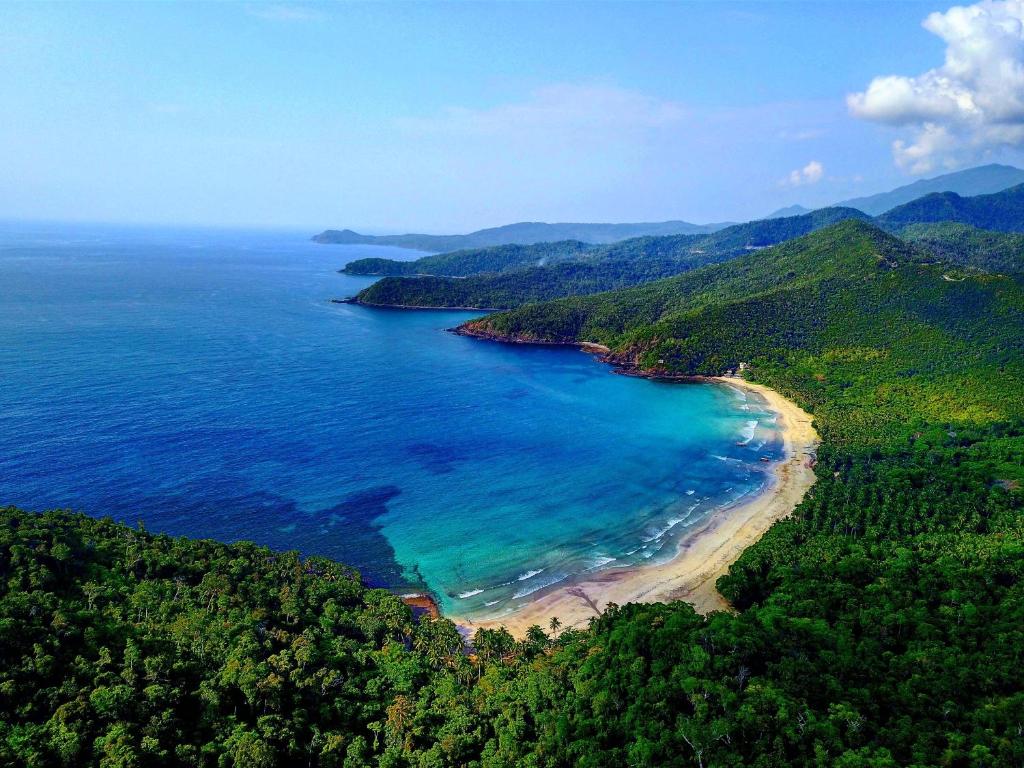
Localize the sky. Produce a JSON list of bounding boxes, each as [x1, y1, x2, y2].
[[4, 0, 1024, 232]]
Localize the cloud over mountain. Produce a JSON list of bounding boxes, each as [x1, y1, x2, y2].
[[848, 0, 1024, 173], [781, 160, 825, 186]]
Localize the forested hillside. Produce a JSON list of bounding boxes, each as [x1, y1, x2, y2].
[[898, 222, 1024, 274], [5, 220, 1023, 767], [352, 258, 694, 309], [462, 220, 1016, 347], [341, 240, 595, 278], [344, 185, 1024, 312], [351, 207, 869, 309], [877, 183, 1024, 231]]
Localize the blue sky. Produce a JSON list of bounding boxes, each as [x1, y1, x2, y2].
[[3, 1, 1023, 231]]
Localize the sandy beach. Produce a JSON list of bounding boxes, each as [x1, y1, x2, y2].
[[453, 376, 819, 638]]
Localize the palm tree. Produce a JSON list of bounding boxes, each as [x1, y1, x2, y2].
[[548, 616, 562, 637], [525, 624, 549, 652]]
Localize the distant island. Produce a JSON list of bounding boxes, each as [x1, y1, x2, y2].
[[312, 219, 733, 252]]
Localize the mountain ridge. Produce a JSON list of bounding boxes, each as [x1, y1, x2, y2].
[[349, 207, 871, 309], [459, 219, 938, 348], [876, 183, 1024, 231], [345, 185, 1024, 310], [315, 164, 1024, 254], [835, 162, 1024, 215]]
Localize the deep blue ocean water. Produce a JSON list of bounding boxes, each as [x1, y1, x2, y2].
[[0, 221, 782, 619]]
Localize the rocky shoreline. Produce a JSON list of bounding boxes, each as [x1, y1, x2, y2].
[[449, 324, 598, 347], [333, 297, 501, 312], [451, 324, 739, 382], [400, 593, 441, 621]]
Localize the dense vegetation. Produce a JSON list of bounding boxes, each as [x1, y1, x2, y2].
[[1, 508, 432, 767], [314, 219, 727, 252], [346, 183, 1024, 312], [352, 207, 869, 309], [460, 220, 1024, 764], [898, 222, 1024, 275], [354, 255, 712, 309], [6, 220, 1024, 766], [877, 183, 1024, 232], [342, 241, 595, 278], [466, 220, 1021, 347]]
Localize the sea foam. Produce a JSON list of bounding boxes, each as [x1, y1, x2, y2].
[[513, 572, 567, 599], [737, 419, 759, 445]]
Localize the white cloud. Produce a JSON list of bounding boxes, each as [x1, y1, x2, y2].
[[848, 0, 1024, 173], [780, 160, 825, 187]]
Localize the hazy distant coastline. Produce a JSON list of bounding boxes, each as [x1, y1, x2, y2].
[[312, 219, 733, 252]]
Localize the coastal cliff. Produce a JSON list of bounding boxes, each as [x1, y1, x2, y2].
[[454, 321, 668, 378], [453, 322, 582, 348]]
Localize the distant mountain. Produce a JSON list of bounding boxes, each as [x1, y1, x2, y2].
[[320, 165, 1024, 254], [836, 163, 1024, 215], [876, 183, 1024, 232], [765, 204, 813, 219], [312, 220, 732, 252]]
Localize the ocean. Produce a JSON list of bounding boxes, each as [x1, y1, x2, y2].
[[0, 221, 782, 619]]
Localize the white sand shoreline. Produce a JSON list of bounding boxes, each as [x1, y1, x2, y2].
[[450, 376, 819, 638]]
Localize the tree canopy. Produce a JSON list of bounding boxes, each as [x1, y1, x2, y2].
[[4, 220, 1024, 767]]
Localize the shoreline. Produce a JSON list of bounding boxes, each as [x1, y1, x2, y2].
[[332, 297, 500, 312], [448, 375, 819, 638]]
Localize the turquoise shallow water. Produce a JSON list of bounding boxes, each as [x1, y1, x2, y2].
[[0, 221, 782, 618]]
